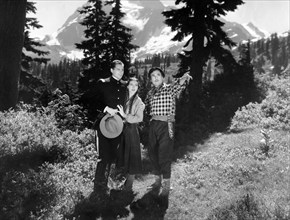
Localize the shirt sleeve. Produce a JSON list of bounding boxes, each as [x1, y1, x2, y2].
[[126, 101, 145, 123], [170, 78, 186, 98]]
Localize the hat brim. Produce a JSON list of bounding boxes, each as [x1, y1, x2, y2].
[[99, 114, 124, 138]]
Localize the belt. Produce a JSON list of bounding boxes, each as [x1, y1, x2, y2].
[[151, 115, 175, 122]]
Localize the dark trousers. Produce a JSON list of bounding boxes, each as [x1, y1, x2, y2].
[[94, 126, 121, 187], [148, 120, 174, 179]]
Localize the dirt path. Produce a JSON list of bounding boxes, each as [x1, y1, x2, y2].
[[70, 174, 170, 220]]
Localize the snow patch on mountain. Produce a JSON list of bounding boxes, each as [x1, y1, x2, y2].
[[229, 33, 238, 39], [122, 0, 149, 31], [46, 33, 60, 46], [60, 50, 83, 60], [40, 0, 274, 64], [278, 31, 289, 38], [57, 17, 79, 34], [242, 23, 260, 38], [123, 14, 149, 32], [242, 22, 270, 39], [132, 26, 190, 61]]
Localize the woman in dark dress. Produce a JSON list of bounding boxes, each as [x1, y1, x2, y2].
[[117, 77, 145, 191]]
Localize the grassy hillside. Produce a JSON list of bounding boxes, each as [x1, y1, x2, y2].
[[167, 129, 290, 220]]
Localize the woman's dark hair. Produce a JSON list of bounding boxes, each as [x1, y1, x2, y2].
[[124, 77, 139, 114], [148, 67, 165, 78]]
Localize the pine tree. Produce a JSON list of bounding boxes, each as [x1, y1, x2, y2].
[[76, 0, 110, 91], [19, 2, 50, 103], [105, 0, 138, 77], [162, 0, 243, 115], [22, 2, 49, 70], [271, 33, 280, 74], [166, 54, 171, 67], [152, 54, 161, 67]]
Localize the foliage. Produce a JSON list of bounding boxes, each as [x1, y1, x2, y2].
[[0, 103, 96, 219], [22, 2, 49, 69], [162, 0, 243, 107], [174, 45, 258, 147], [37, 129, 97, 217], [250, 31, 290, 75], [76, 0, 137, 121], [76, 0, 110, 91], [46, 89, 88, 132], [32, 58, 82, 90], [230, 73, 290, 131], [105, 0, 138, 76], [19, 2, 50, 104], [0, 104, 60, 158]]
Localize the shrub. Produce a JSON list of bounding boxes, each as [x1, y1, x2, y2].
[[0, 104, 97, 219], [230, 75, 290, 131], [0, 104, 60, 158], [0, 170, 57, 219], [46, 89, 88, 132]]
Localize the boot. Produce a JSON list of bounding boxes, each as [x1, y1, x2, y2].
[[123, 174, 134, 191], [158, 178, 170, 209], [160, 178, 170, 197], [148, 175, 162, 190]]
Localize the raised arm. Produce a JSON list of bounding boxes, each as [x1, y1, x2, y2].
[[171, 72, 192, 97]]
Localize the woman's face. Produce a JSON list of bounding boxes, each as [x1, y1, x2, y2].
[[127, 80, 139, 95]]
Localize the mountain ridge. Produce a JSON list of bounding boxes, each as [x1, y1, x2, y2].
[[38, 1, 271, 63]]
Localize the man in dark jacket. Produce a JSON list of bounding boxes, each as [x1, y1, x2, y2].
[[84, 60, 127, 192]]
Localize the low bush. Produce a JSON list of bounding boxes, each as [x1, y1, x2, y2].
[[0, 104, 97, 219], [230, 74, 290, 131], [46, 89, 88, 132], [0, 104, 62, 170]]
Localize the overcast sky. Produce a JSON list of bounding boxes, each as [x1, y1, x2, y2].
[[30, 0, 289, 38]]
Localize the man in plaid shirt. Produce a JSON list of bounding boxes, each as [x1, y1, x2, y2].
[[145, 67, 191, 207]]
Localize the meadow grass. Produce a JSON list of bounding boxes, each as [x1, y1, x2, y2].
[[166, 128, 290, 220]]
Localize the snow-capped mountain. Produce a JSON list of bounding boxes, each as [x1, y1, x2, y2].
[[39, 0, 270, 63]]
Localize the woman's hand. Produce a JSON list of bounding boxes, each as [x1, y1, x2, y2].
[[117, 105, 127, 119]]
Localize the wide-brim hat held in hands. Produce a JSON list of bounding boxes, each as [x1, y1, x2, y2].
[[99, 114, 124, 138]]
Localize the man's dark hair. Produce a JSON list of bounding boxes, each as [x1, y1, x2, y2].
[[148, 67, 165, 78], [111, 60, 124, 69]]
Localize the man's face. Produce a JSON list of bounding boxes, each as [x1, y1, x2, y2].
[[150, 70, 164, 87], [111, 64, 124, 80]]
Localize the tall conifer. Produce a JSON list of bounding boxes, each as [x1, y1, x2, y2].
[[19, 2, 49, 103], [76, 0, 110, 91], [22, 2, 49, 71], [162, 0, 243, 116], [105, 0, 138, 77]]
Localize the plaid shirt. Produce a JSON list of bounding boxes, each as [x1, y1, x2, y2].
[[145, 79, 186, 118]]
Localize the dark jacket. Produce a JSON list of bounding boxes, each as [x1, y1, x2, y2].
[[82, 76, 127, 122]]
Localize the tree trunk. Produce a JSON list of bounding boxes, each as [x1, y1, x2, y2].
[[188, 33, 205, 121], [0, 0, 27, 111], [187, 2, 206, 121]]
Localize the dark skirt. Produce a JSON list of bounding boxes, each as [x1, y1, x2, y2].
[[117, 123, 142, 174]]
